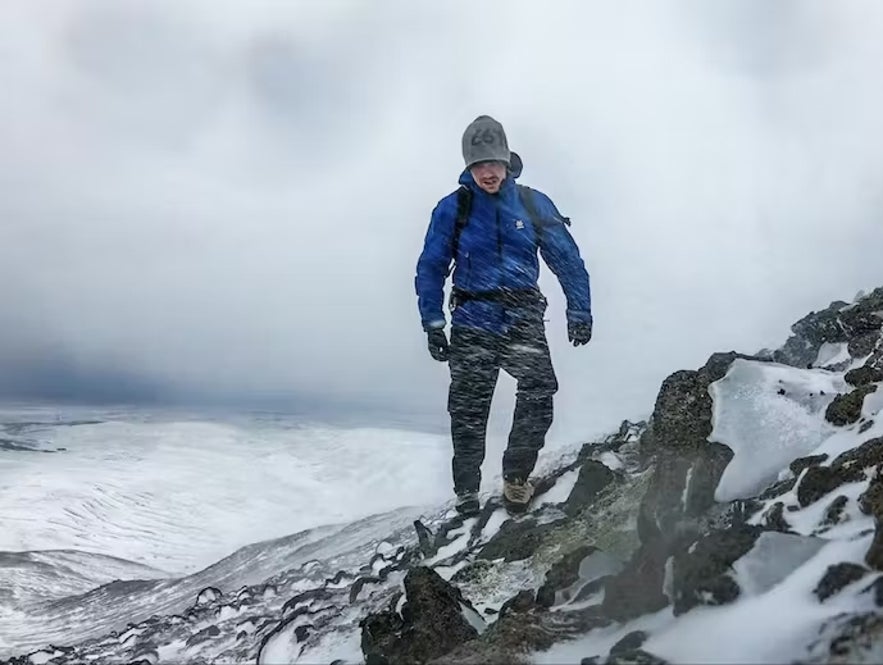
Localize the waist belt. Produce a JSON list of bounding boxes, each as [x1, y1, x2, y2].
[[450, 287, 544, 308]]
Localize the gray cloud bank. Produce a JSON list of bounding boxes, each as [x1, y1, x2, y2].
[[1, 0, 882, 440]]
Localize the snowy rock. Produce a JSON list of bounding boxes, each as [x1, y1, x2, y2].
[[791, 454, 830, 476], [671, 524, 763, 615], [536, 546, 598, 607], [604, 649, 668, 665], [821, 495, 851, 529], [794, 436, 883, 509], [359, 566, 479, 664], [609, 631, 649, 655], [798, 466, 864, 507], [814, 563, 869, 601], [184, 624, 221, 648], [194, 586, 223, 607], [759, 501, 793, 532], [599, 545, 669, 621], [826, 385, 878, 426], [563, 461, 618, 517], [845, 365, 883, 387], [810, 612, 883, 663], [774, 299, 850, 368], [865, 521, 883, 571], [476, 516, 560, 563], [859, 474, 883, 517]]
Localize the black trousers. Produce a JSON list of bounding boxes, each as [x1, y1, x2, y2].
[[447, 310, 559, 495]]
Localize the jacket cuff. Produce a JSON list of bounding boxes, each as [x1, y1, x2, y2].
[[422, 318, 446, 332], [566, 310, 593, 325]]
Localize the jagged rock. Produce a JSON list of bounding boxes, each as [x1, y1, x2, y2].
[[185, 625, 221, 648], [758, 475, 798, 501], [815, 563, 869, 601], [564, 461, 617, 517], [449, 559, 495, 585], [194, 586, 223, 607], [536, 545, 598, 607], [859, 473, 883, 517], [672, 524, 763, 615], [791, 454, 829, 476], [826, 385, 877, 426], [640, 353, 744, 535], [761, 502, 792, 533], [606, 649, 668, 665], [360, 566, 478, 665], [609, 631, 649, 655], [498, 589, 537, 617], [815, 611, 883, 663], [600, 544, 669, 621], [851, 332, 881, 359], [861, 575, 883, 606], [414, 520, 436, 558], [846, 365, 883, 387], [798, 465, 864, 507], [866, 520, 883, 571], [606, 353, 747, 622], [430, 604, 610, 664], [774, 300, 850, 367], [821, 495, 850, 529], [281, 588, 332, 617], [831, 436, 883, 469], [476, 516, 560, 563]]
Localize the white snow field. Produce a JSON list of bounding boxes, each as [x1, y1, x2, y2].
[[0, 407, 460, 575]]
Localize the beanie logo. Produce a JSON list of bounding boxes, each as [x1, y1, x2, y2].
[[515, 220, 525, 230], [471, 127, 506, 147]]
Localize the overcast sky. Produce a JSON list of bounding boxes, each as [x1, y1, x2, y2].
[[1, 0, 882, 441]]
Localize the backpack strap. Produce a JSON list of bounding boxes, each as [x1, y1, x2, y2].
[[448, 185, 473, 275], [517, 184, 571, 249], [516, 184, 544, 247]]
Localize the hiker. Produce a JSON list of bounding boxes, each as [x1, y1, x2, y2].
[[415, 115, 593, 516]]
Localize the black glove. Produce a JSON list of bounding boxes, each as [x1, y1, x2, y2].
[[427, 328, 449, 362], [568, 321, 592, 347]]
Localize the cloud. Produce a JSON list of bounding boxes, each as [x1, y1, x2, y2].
[[1, 0, 882, 441]]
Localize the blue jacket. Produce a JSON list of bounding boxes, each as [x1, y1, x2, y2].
[[415, 167, 592, 335]]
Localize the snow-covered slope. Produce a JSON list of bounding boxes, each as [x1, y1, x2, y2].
[[6, 288, 883, 664]]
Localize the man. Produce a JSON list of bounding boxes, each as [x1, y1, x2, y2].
[[415, 115, 592, 516]]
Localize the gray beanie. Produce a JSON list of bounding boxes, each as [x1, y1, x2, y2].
[[461, 115, 510, 168]]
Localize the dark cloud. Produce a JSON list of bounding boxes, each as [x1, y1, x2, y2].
[[1, 0, 882, 440]]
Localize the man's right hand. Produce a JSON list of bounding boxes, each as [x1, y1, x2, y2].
[[427, 328, 449, 362]]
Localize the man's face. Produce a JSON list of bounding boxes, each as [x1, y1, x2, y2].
[[470, 161, 507, 194]]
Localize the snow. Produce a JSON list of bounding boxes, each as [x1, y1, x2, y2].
[[536, 468, 580, 506], [0, 412, 456, 573], [709, 359, 846, 501]]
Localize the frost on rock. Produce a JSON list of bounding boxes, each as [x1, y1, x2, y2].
[[709, 359, 846, 501]]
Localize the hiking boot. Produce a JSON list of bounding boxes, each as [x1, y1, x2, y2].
[[503, 478, 534, 513], [455, 491, 480, 517]]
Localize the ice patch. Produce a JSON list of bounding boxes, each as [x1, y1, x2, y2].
[[814, 342, 850, 368], [732, 532, 827, 596], [709, 360, 846, 501], [460, 602, 487, 634]]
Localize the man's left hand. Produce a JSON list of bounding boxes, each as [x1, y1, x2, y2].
[[568, 321, 592, 347]]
